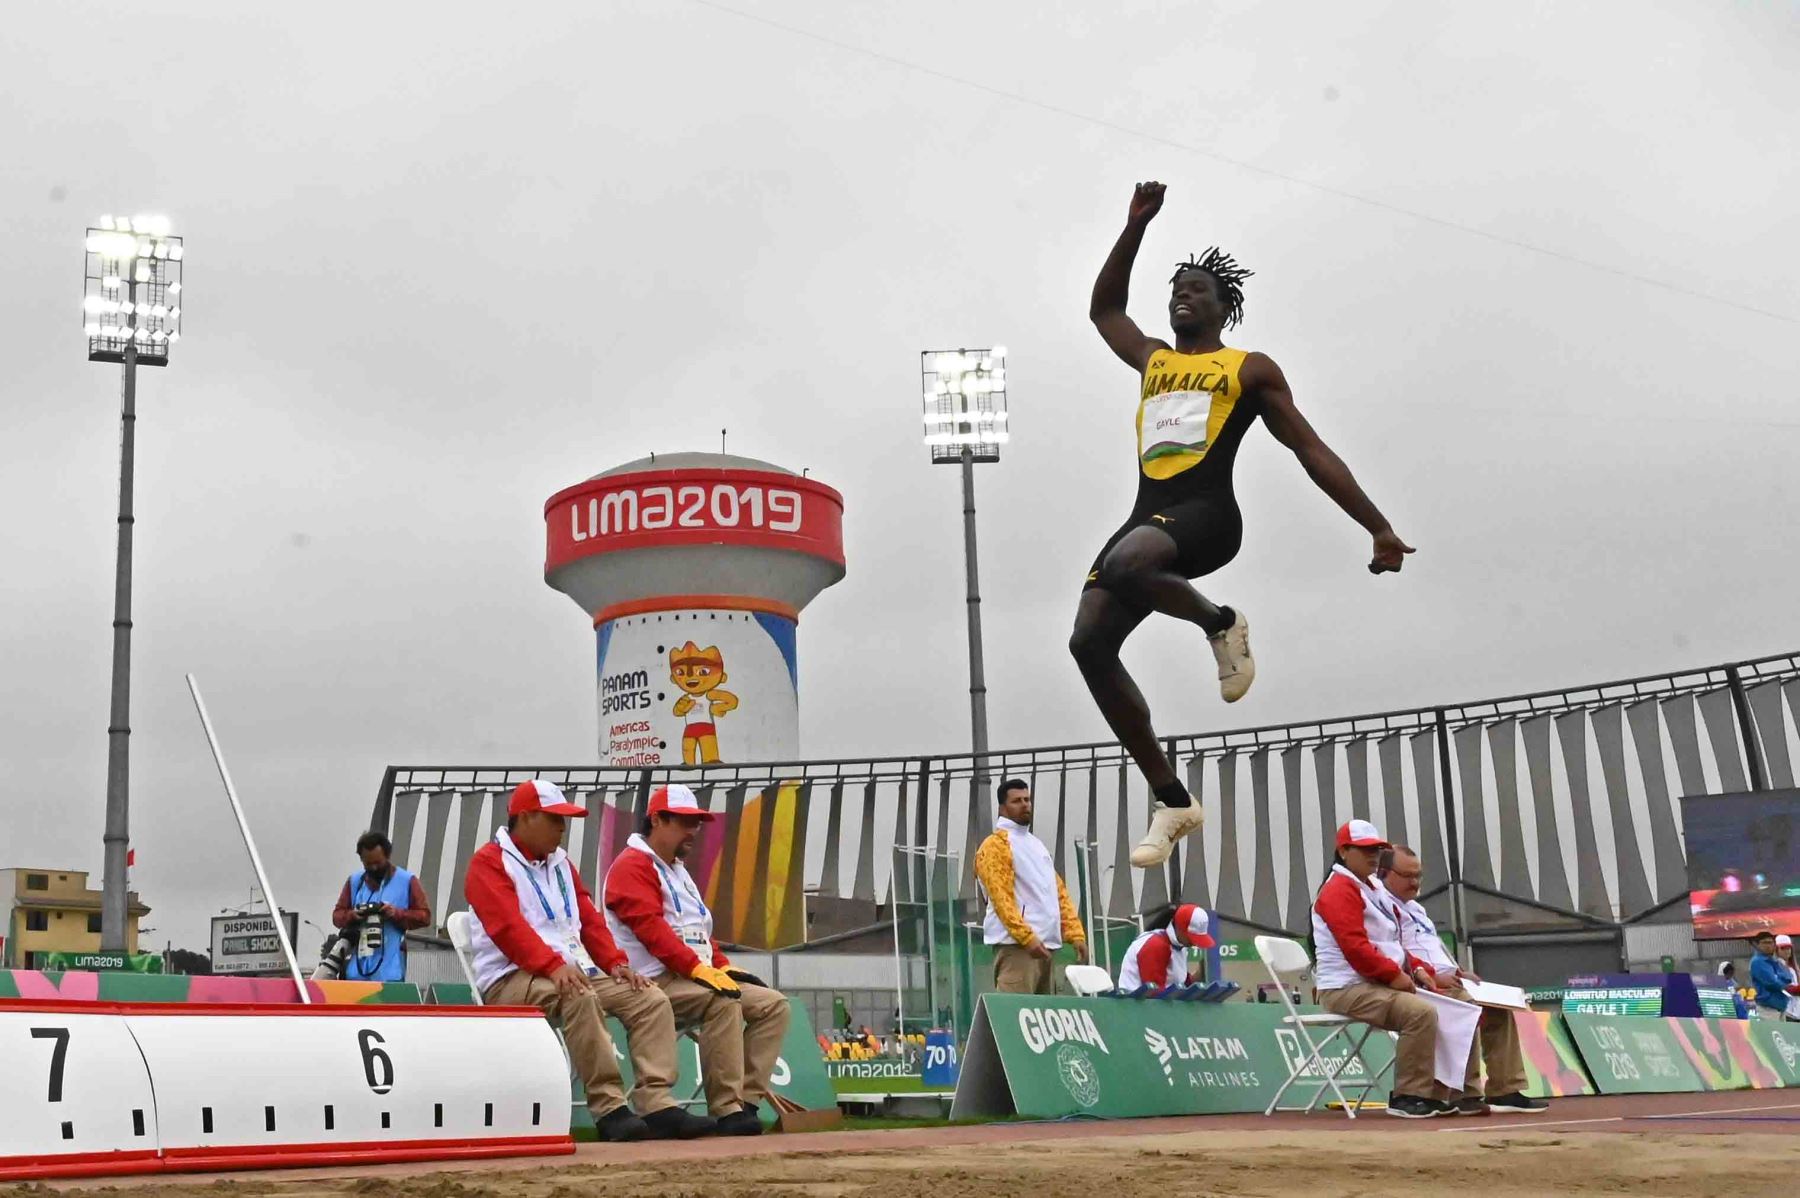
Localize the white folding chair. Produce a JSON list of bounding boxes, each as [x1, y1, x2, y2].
[[445, 911, 485, 1001], [1255, 935, 1392, 1119], [1064, 963, 1115, 997]]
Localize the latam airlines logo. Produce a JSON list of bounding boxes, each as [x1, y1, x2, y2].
[[567, 482, 805, 542], [1144, 1027, 1252, 1086]]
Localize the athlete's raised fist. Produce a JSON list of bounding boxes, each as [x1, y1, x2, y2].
[[1368, 528, 1416, 575], [1128, 181, 1166, 225]]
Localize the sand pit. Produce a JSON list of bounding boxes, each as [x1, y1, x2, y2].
[[20, 1118, 1800, 1198]]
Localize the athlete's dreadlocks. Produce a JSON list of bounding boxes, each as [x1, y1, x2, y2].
[[1170, 247, 1253, 329]]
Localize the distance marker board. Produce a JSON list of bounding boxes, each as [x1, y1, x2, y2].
[[0, 999, 572, 1180]]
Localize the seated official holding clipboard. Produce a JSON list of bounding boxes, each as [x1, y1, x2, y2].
[[1377, 844, 1547, 1115], [606, 785, 791, 1137]]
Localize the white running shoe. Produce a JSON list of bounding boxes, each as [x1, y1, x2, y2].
[[1130, 801, 1204, 868], [1208, 607, 1255, 703]]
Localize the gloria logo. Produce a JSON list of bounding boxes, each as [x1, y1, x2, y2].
[[1018, 1006, 1109, 1056], [1055, 1043, 1102, 1108]]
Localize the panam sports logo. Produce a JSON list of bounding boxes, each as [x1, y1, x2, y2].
[[1273, 1028, 1369, 1079], [1017, 1006, 1109, 1056]]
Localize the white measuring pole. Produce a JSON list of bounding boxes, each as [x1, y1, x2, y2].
[[185, 673, 312, 1002]]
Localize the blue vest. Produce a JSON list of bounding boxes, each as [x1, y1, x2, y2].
[[344, 866, 415, 981]]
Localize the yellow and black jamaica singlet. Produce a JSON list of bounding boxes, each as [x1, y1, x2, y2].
[[1136, 346, 1254, 483], [1086, 345, 1261, 593]]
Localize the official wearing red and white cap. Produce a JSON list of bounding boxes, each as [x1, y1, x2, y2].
[[462, 779, 715, 1142], [509, 777, 590, 816], [605, 783, 789, 1136], [1117, 903, 1217, 991], [1311, 818, 1451, 1119]]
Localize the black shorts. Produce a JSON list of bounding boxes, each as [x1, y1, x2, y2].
[[1084, 487, 1243, 592]]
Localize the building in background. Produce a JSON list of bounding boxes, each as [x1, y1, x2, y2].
[[544, 452, 845, 766], [1, 867, 150, 968]]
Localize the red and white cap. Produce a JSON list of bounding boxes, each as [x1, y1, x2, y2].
[[647, 783, 717, 822], [1335, 818, 1388, 849], [1779, 934, 1793, 948], [509, 778, 588, 817], [1170, 903, 1217, 948]]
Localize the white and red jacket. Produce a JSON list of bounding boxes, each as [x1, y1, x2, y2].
[[1118, 926, 1198, 991], [462, 827, 628, 994], [1380, 881, 1459, 977], [603, 833, 729, 980], [1312, 863, 1427, 990]]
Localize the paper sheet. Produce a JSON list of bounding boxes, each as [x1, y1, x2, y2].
[[1417, 989, 1481, 1090], [1458, 978, 1529, 1010]]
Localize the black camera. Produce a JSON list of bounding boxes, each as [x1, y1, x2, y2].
[[310, 903, 389, 981]]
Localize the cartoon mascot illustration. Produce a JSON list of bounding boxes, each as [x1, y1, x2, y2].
[[669, 641, 739, 765]]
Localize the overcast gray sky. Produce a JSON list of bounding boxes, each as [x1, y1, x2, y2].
[[3, 0, 1796, 953]]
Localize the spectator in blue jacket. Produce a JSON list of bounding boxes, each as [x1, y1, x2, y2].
[[1749, 932, 1798, 1019], [1720, 963, 1750, 1019]]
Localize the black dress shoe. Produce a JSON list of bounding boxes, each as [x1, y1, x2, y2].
[[712, 1104, 764, 1136], [642, 1106, 718, 1140], [595, 1105, 650, 1142]]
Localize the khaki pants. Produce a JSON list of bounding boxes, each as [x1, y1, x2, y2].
[[993, 945, 1057, 995], [658, 975, 792, 1115], [1435, 981, 1528, 1099], [485, 969, 680, 1118], [1318, 981, 1438, 1098]]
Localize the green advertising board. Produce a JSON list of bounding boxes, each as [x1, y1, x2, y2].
[[1562, 1013, 1706, 1093], [1751, 1020, 1800, 1087], [950, 994, 1395, 1120], [575, 998, 837, 1127], [1560, 1012, 1800, 1094]]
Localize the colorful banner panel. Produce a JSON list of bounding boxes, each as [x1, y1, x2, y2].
[[1668, 1016, 1781, 1090], [0, 970, 419, 1005], [1513, 1009, 1596, 1098]]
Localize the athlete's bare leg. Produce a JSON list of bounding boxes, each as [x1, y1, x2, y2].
[[1091, 526, 1233, 635], [1068, 588, 1181, 792]]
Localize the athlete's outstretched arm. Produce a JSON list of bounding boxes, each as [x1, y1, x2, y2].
[[1248, 352, 1416, 575], [1089, 182, 1170, 372]]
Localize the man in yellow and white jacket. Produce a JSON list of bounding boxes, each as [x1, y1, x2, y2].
[[974, 778, 1088, 994]]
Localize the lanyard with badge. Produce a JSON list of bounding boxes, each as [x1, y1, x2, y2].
[[653, 852, 712, 955], [505, 845, 600, 976]]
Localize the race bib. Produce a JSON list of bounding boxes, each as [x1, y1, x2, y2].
[[1139, 390, 1215, 465]]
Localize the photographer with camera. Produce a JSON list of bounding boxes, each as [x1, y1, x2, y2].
[[328, 831, 431, 982]]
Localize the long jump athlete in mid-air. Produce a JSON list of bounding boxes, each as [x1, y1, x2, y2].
[[1075, 181, 1415, 870]]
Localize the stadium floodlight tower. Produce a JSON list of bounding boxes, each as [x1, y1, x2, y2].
[[84, 214, 184, 953], [920, 346, 1008, 763]]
